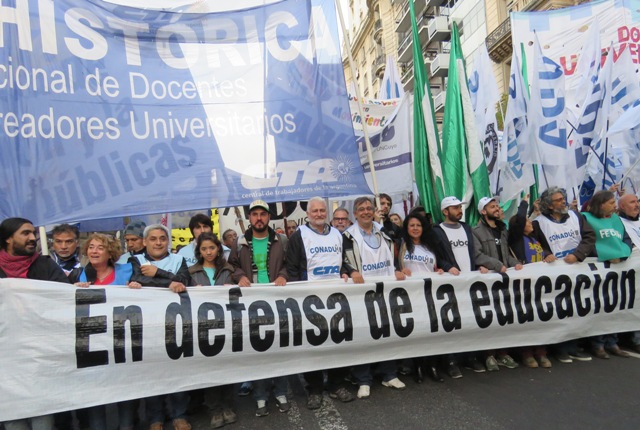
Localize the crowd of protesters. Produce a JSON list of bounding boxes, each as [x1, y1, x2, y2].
[[1, 188, 639, 430]]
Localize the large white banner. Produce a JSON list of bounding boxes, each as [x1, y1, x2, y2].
[[1, 258, 639, 421]]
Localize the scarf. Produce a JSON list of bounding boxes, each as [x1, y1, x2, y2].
[[0, 250, 40, 278]]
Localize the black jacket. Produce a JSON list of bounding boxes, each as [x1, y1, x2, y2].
[[129, 252, 190, 287], [431, 222, 477, 272], [0, 255, 70, 283]]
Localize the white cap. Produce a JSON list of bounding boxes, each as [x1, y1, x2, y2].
[[441, 196, 464, 211], [477, 196, 497, 212]]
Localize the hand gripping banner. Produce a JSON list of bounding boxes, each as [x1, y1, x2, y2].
[[1, 258, 639, 421]]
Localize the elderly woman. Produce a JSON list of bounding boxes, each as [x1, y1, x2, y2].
[[582, 190, 632, 359], [69, 233, 139, 430]]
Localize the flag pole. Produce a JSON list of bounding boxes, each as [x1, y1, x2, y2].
[[335, 0, 381, 204]]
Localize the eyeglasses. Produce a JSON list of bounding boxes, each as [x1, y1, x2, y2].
[[333, 217, 349, 222], [551, 197, 565, 203]]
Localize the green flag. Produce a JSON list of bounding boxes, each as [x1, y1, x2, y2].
[[441, 23, 491, 226], [410, 0, 444, 222], [521, 43, 539, 202]]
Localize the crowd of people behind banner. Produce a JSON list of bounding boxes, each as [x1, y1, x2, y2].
[[1, 187, 640, 430]]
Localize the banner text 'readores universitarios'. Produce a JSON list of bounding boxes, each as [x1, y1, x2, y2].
[[0, 0, 371, 225]]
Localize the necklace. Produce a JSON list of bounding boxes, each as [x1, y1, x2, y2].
[[96, 268, 114, 282]]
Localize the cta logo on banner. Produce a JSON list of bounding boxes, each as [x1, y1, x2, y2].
[[0, 0, 370, 226]]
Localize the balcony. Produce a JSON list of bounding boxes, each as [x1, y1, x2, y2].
[[373, 19, 383, 43], [486, 19, 512, 63], [397, 14, 429, 63], [427, 16, 450, 43], [395, 0, 426, 33], [371, 54, 386, 79], [430, 52, 449, 77], [433, 90, 445, 113]]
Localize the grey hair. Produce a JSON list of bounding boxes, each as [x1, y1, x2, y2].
[[143, 224, 170, 239], [307, 196, 327, 210], [539, 187, 567, 216]]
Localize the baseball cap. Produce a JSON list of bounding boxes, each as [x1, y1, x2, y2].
[[440, 196, 464, 211], [123, 220, 146, 238], [477, 197, 497, 212], [249, 199, 270, 212]]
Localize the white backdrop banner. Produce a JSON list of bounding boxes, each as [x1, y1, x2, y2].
[[1, 258, 639, 420]]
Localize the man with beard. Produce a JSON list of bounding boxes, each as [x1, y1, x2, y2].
[[286, 197, 354, 409], [532, 186, 595, 263], [473, 197, 523, 273], [472, 197, 523, 371], [50, 223, 82, 275], [0, 218, 69, 430], [532, 187, 595, 364], [431, 197, 487, 378], [228, 200, 289, 417]]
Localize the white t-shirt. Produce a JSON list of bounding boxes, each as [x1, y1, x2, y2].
[[440, 223, 471, 272], [403, 244, 436, 275], [621, 217, 640, 250]]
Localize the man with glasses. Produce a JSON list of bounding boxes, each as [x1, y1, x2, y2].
[[341, 196, 406, 399], [532, 186, 595, 364], [331, 208, 351, 233]]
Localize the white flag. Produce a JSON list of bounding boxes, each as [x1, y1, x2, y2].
[[499, 48, 535, 201], [468, 44, 501, 195], [523, 33, 569, 166], [379, 55, 405, 99]]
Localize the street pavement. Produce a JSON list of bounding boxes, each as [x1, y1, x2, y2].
[[167, 348, 640, 430]]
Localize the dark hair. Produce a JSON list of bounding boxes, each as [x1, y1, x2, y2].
[[378, 193, 392, 206], [0, 217, 33, 250], [51, 223, 79, 240], [194, 232, 226, 270], [401, 213, 436, 254], [188, 213, 213, 236], [222, 229, 236, 242], [588, 190, 616, 218]]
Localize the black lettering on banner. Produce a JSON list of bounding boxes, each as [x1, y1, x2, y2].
[[554, 275, 574, 319], [365, 282, 390, 339], [534, 276, 553, 322], [389, 288, 413, 338], [327, 293, 353, 343], [76, 289, 108, 369], [422, 279, 440, 332], [512, 278, 534, 324], [470, 281, 492, 328], [303, 295, 329, 346], [492, 273, 514, 326], [620, 269, 635, 309], [226, 287, 246, 352], [276, 298, 303, 347], [197, 302, 225, 357], [602, 271, 619, 313], [165, 292, 193, 360], [593, 273, 602, 314], [113, 305, 143, 363], [437, 284, 461, 332], [574, 274, 592, 316], [248, 301, 275, 352]]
